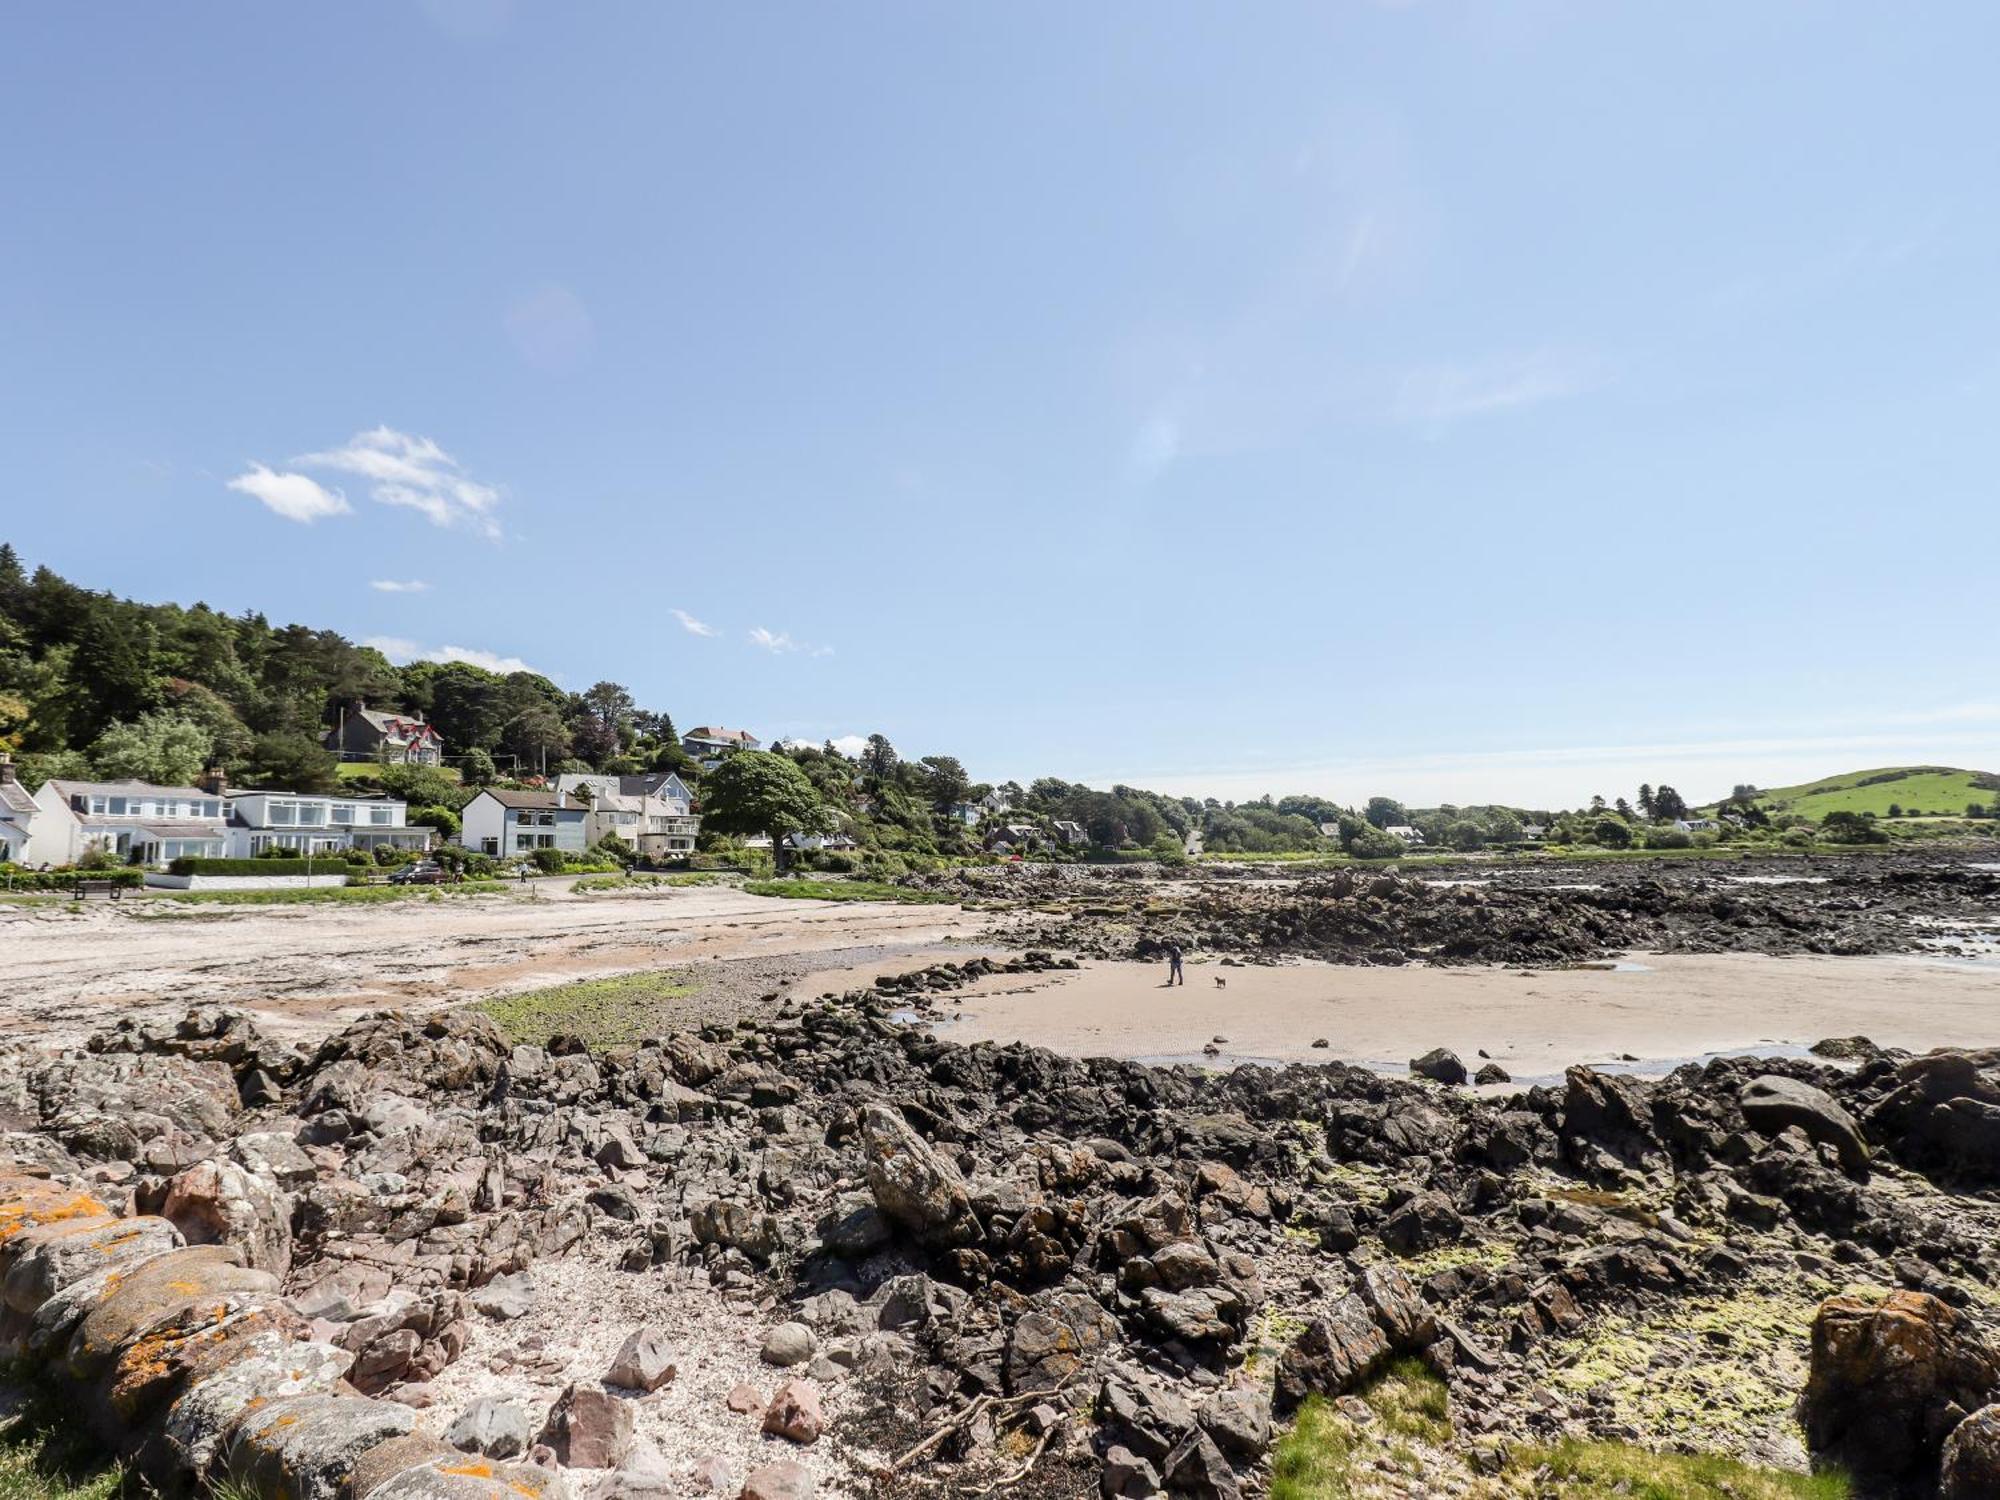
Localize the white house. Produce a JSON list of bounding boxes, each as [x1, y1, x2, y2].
[[226, 789, 434, 858], [1384, 825, 1425, 844], [462, 788, 589, 858], [0, 758, 38, 865], [1675, 818, 1722, 834], [554, 772, 700, 857], [25, 778, 230, 867]]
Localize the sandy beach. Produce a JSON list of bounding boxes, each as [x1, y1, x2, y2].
[[792, 951, 2000, 1081]]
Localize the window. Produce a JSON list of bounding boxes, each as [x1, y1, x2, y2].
[[516, 811, 533, 826], [200, 800, 220, 819], [370, 807, 392, 825], [270, 803, 295, 825], [515, 834, 533, 850], [108, 797, 127, 815], [331, 805, 353, 824], [537, 813, 554, 826], [297, 803, 324, 826], [536, 834, 554, 849]]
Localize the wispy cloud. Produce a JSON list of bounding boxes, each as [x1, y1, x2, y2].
[[777, 733, 869, 758], [370, 579, 430, 594], [672, 609, 719, 638], [1395, 350, 1602, 434], [227, 464, 351, 524], [749, 627, 834, 658], [296, 427, 504, 538], [363, 635, 544, 677]]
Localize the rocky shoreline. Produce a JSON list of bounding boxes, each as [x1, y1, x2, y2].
[[910, 850, 2000, 969], [6, 937, 2000, 1497]]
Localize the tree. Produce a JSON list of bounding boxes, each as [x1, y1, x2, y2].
[[89, 711, 211, 785], [460, 747, 497, 786], [569, 680, 636, 767], [1651, 785, 1689, 821], [1364, 796, 1409, 830], [1345, 824, 1404, 859], [1614, 797, 1635, 821], [699, 751, 831, 870], [917, 755, 972, 814], [1821, 810, 1888, 845], [1593, 817, 1633, 848], [1444, 819, 1485, 852], [244, 731, 339, 793], [1637, 784, 1656, 820], [1731, 784, 1759, 801], [861, 734, 899, 787]]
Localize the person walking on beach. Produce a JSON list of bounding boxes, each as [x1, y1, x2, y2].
[[1163, 939, 1184, 987]]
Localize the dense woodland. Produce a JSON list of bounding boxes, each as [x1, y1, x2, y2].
[[0, 546, 1946, 865]]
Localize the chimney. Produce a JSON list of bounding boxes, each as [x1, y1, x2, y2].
[[0, 755, 15, 787], [199, 765, 227, 797]]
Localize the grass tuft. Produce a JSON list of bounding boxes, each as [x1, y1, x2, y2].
[[742, 878, 954, 905], [476, 969, 699, 1047]]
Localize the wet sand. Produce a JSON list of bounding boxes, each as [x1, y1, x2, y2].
[[0, 885, 993, 1045], [792, 952, 2000, 1082]]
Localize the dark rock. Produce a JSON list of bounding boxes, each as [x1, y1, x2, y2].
[[1409, 1049, 1467, 1086], [1739, 1075, 1869, 1173]]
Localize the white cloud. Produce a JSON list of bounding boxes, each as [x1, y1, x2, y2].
[[227, 464, 351, 523], [672, 609, 719, 638], [296, 426, 504, 538], [363, 635, 545, 678], [776, 734, 870, 758], [370, 579, 430, 593], [749, 627, 833, 658], [1395, 350, 1602, 434]]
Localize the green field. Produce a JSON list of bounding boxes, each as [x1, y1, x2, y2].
[[1711, 765, 2000, 820], [334, 761, 461, 783], [477, 969, 699, 1046]]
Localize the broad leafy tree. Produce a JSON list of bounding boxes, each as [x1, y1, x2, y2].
[[700, 751, 831, 869]]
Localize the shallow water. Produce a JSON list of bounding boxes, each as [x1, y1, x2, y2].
[[1722, 874, 1830, 886]]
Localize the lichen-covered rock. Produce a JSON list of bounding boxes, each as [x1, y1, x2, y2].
[[222, 1392, 415, 1500], [1, 1213, 182, 1314], [1942, 1403, 2000, 1500], [163, 1332, 353, 1481], [1800, 1289, 2000, 1481]]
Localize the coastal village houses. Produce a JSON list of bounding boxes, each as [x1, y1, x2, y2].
[[225, 787, 434, 859], [323, 703, 444, 767], [553, 772, 700, 858], [461, 788, 589, 858], [680, 726, 758, 770], [21, 776, 230, 866]]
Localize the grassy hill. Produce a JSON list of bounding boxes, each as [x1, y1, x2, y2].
[[1710, 765, 2000, 820]]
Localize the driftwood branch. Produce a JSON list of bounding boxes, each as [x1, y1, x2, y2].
[[885, 1379, 1070, 1474]]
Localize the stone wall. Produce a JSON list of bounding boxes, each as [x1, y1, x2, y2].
[[0, 1161, 569, 1500]]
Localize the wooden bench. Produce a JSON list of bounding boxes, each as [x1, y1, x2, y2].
[[71, 878, 126, 900]]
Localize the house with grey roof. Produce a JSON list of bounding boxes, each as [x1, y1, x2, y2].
[[323, 703, 443, 767], [24, 776, 230, 867], [461, 787, 589, 859]]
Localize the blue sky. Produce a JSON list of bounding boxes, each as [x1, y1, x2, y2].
[[3, 3, 1996, 806]]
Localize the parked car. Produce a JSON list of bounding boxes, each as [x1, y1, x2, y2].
[[389, 862, 445, 885]]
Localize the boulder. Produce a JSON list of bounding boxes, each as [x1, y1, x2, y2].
[[691, 1199, 782, 1262], [606, 1327, 678, 1392], [539, 1382, 634, 1469], [161, 1158, 293, 1276], [859, 1104, 970, 1239], [470, 1272, 534, 1320], [1408, 1049, 1467, 1086], [222, 1392, 414, 1500], [1274, 1296, 1390, 1412], [1942, 1404, 2000, 1500], [761, 1379, 823, 1445], [761, 1322, 815, 1368], [1357, 1262, 1435, 1351], [739, 1460, 814, 1500], [1739, 1075, 1868, 1173], [1799, 1290, 2000, 1481], [447, 1396, 533, 1459], [1473, 1063, 1511, 1086], [1197, 1387, 1271, 1459], [1377, 1192, 1463, 1254], [162, 1332, 353, 1481]]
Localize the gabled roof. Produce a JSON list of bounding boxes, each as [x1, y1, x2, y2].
[[684, 726, 757, 745], [47, 778, 214, 801], [0, 781, 35, 816], [352, 708, 438, 738], [474, 788, 588, 811]]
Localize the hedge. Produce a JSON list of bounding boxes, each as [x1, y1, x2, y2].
[[167, 856, 369, 877], [0, 868, 145, 890]]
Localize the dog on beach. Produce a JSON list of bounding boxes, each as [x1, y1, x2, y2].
[[1213, 975, 1227, 989]]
